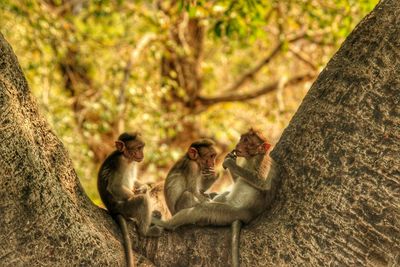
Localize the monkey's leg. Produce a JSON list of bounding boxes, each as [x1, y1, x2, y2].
[[212, 191, 229, 202], [127, 195, 163, 237], [121, 195, 150, 236], [175, 191, 200, 213], [159, 203, 253, 230], [145, 225, 163, 237], [231, 220, 242, 267]]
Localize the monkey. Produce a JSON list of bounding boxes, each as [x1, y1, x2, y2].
[[97, 132, 162, 267], [164, 139, 219, 216], [152, 129, 278, 267]]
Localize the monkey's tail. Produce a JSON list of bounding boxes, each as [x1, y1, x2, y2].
[[231, 220, 242, 267], [116, 214, 135, 267]]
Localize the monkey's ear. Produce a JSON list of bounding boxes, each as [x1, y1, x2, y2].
[[188, 147, 198, 160], [261, 142, 272, 153], [262, 142, 271, 153], [115, 141, 125, 152]]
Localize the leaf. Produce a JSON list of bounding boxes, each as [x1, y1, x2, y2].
[[188, 5, 197, 18], [178, 0, 184, 11], [214, 20, 223, 37]]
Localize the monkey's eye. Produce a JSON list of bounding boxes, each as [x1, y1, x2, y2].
[[127, 145, 143, 151]]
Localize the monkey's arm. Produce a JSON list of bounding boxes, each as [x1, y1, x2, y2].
[[107, 174, 135, 201], [223, 152, 239, 182], [229, 170, 240, 183], [199, 171, 219, 194], [224, 159, 276, 191], [133, 181, 150, 194], [108, 185, 135, 201], [164, 173, 190, 214]]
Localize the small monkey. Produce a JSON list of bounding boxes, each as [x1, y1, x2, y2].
[[153, 129, 278, 267], [98, 132, 162, 267], [221, 129, 273, 267], [164, 139, 219, 215]]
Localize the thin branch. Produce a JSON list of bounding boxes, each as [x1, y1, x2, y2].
[[289, 47, 318, 71], [276, 77, 287, 112], [118, 33, 157, 106], [117, 33, 157, 132], [178, 13, 191, 55], [224, 33, 307, 93], [197, 72, 316, 107]]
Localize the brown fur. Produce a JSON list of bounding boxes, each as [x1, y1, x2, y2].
[[154, 130, 279, 267], [98, 133, 162, 267], [164, 139, 219, 215]]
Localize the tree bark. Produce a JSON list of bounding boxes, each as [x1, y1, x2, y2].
[[0, 34, 153, 266], [1, 0, 399, 266], [137, 0, 400, 265]]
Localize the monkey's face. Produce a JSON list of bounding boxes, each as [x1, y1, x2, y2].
[[188, 146, 217, 169], [235, 132, 269, 158], [123, 140, 145, 162], [198, 147, 217, 169]]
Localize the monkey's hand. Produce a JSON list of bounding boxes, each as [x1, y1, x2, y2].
[[223, 154, 236, 169], [227, 150, 237, 159], [201, 167, 219, 193], [133, 184, 149, 194], [205, 192, 218, 199], [202, 167, 217, 179], [194, 192, 210, 203], [151, 210, 162, 220]]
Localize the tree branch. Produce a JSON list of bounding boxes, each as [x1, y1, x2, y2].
[[289, 47, 318, 71], [197, 72, 316, 107], [224, 34, 307, 93], [117, 33, 157, 132], [118, 33, 157, 106]]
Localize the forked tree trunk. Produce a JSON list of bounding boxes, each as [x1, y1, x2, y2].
[[1, 0, 399, 266]]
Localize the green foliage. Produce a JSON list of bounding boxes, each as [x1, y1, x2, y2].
[[0, 0, 378, 202]]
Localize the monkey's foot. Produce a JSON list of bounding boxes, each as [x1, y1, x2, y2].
[[150, 218, 177, 231], [146, 225, 163, 237], [151, 210, 162, 219]]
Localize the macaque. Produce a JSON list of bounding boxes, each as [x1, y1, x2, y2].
[[97, 132, 162, 267], [164, 139, 219, 215], [153, 129, 278, 267]]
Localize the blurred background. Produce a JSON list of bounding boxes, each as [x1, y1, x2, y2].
[[0, 0, 378, 204]]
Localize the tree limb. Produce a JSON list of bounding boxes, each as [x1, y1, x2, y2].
[[224, 34, 307, 93], [289, 47, 318, 71], [197, 72, 316, 107]]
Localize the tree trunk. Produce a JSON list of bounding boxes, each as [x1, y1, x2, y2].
[[0, 34, 153, 266], [132, 0, 400, 265], [160, 16, 204, 111], [1, 1, 399, 267]]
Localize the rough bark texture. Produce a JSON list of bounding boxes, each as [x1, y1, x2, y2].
[[0, 0, 399, 266], [136, 0, 400, 266], [0, 35, 154, 266]]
